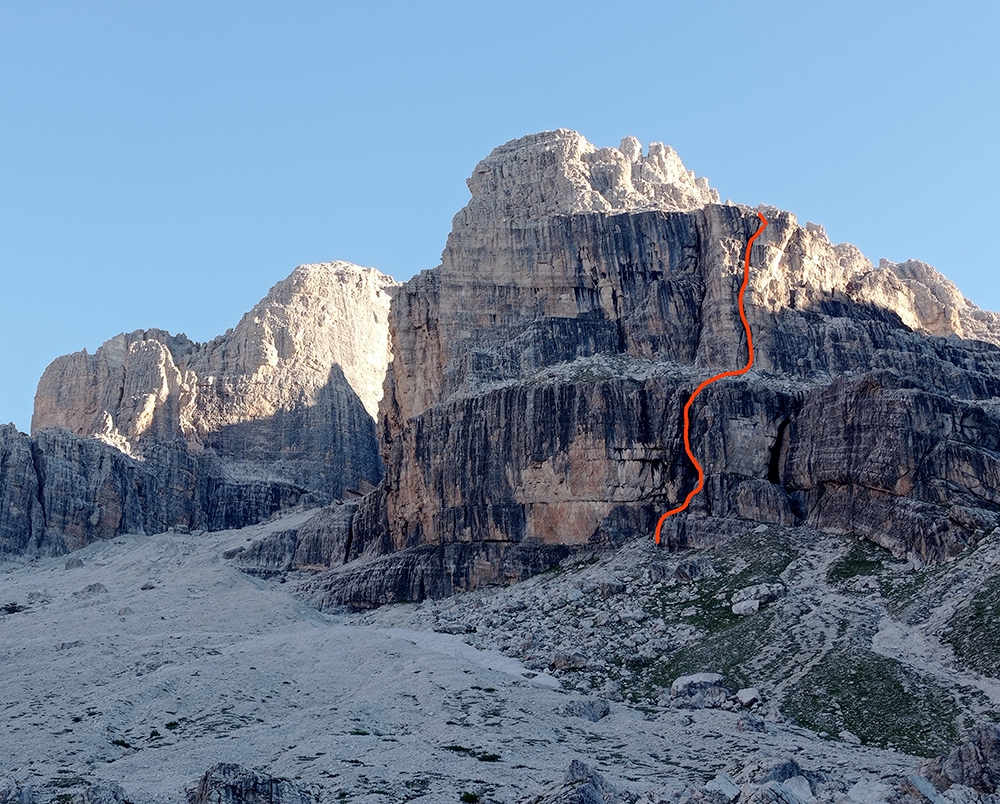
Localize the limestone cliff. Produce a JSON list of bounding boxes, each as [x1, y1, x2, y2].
[[298, 130, 1000, 608], [2, 262, 395, 555]]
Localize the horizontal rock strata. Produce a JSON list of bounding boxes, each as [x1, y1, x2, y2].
[[300, 130, 1000, 607]]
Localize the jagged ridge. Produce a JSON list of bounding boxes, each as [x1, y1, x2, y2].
[[1, 262, 396, 555]]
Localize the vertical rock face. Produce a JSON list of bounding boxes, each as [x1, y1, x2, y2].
[[0, 425, 45, 555], [33, 262, 393, 457], [8, 129, 1000, 587], [2, 262, 395, 556], [301, 129, 1000, 606]]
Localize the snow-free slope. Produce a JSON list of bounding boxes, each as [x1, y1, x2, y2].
[[8, 511, 1000, 801]]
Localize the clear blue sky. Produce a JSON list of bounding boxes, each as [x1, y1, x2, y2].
[[2, 2, 998, 432]]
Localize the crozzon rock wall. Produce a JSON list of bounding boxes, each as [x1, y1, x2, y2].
[[299, 130, 1000, 607]]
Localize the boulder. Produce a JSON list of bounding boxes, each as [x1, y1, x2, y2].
[[919, 724, 1000, 794], [71, 782, 131, 804], [560, 698, 611, 722], [670, 673, 730, 709], [0, 779, 34, 804], [187, 763, 317, 804]]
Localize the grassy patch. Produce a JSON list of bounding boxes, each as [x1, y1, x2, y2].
[[649, 607, 780, 695], [882, 561, 952, 620], [649, 531, 798, 636], [944, 573, 1000, 677], [827, 538, 887, 584], [782, 647, 959, 756]]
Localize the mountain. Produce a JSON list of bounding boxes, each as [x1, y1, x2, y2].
[[287, 129, 1000, 608], [3, 130, 1000, 803], [0, 262, 394, 555]]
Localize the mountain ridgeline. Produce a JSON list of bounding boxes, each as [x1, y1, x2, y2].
[[0, 262, 394, 554], [4, 130, 1000, 607]]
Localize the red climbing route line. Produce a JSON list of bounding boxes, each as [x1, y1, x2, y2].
[[654, 212, 769, 545]]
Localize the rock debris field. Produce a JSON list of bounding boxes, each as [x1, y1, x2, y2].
[[2, 510, 1000, 803]]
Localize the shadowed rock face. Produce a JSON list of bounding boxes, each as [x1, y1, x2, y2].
[[1, 263, 395, 556], [188, 763, 317, 804], [299, 130, 1000, 607], [918, 724, 1000, 794]]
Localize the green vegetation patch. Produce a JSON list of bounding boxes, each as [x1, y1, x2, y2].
[[944, 572, 1000, 677], [782, 647, 959, 757], [649, 530, 798, 636], [648, 607, 781, 695], [827, 538, 887, 584], [46, 778, 85, 789]]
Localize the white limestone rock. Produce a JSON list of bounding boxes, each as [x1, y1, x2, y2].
[[29, 262, 396, 509], [732, 583, 787, 616], [841, 729, 863, 745], [670, 672, 731, 709], [33, 262, 396, 445], [733, 599, 762, 616], [706, 773, 741, 802], [670, 672, 724, 697], [847, 778, 894, 804], [459, 129, 720, 225]]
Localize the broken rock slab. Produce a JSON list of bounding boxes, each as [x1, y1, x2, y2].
[[0, 779, 34, 804], [187, 763, 318, 804], [670, 673, 731, 709], [732, 583, 787, 616], [560, 698, 611, 722], [705, 774, 741, 802], [918, 724, 1000, 795], [523, 760, 632, 804], [71, 782, 132, 804], [846, 778, 894, 804]]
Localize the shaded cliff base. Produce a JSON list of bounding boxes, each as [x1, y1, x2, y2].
[[3, 513, 1000, 802], [0, 363, 382, 557]]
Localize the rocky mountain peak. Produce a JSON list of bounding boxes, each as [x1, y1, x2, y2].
[[458, 129, 720, 225], [221, 260, 397, 419], [32, 261, 396, 452], [6, 261, 396, 555]]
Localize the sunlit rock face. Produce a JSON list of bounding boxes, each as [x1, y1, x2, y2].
[[301, 130, 1000, 607], [33, 261, 394, 450], [4, 262, 395, 555]]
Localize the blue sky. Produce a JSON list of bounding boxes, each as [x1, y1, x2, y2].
[[2, 2, 998, 432]]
